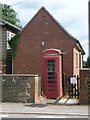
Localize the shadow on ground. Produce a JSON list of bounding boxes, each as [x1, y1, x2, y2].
[[24, 96, 81, 108], [47, 97, 80, 106], [24, 103, 47, 108]]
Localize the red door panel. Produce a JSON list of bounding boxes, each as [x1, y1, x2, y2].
[[43, 58, 60, 98]]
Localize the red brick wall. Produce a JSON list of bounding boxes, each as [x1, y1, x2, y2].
[[79, 69, 90, 104], [14, 8, 77, 76]]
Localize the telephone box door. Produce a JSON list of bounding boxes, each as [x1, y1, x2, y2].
[[43, 57, 60, 98]]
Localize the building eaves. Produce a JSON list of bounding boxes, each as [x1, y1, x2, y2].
[[0, 19, 21, 33], [76, 41, 85, 55]]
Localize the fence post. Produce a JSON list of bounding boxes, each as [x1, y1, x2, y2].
[[68, 76, 70, 98], [74, 83, 76, 98], [77, 75, 80, 98], [71, 84, 73, 98]]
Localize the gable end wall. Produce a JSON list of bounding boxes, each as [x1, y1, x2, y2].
[[14, 9, 78, 76]]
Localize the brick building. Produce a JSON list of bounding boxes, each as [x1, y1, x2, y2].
[[0, 19, 21, 74], [14, 7, 85, 77]]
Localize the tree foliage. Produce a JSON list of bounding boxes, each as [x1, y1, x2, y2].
[[8, 32, 20, 59], [83, 56, 90, 68], [83, 61, 87, 68], [0, 3, 22, 28], [86, 56, 90, 68]]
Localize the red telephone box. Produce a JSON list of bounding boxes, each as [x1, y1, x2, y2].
[[43, 49, 63, 98]]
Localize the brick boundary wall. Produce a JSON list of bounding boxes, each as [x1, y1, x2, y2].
[[1, 74, 42, 103], [79, 68, 90, 104]]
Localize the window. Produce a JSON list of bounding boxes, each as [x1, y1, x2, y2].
[[48, 68, 55, 71], [48, 72, 55, 75], [48, 76, 56, 79], [48, 81, 56, 84], [48, 64, 55, 67], [48, 59, 55, 63]]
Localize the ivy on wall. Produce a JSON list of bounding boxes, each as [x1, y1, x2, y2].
[[8, 32, 20, 59]]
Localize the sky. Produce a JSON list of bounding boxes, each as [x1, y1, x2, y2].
[[0, 0, 88, 61]]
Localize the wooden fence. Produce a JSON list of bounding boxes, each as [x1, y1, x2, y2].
[[64, 75, 80, 98]]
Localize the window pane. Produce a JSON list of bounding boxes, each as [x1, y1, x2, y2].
[[48, 64, 55, 67], [48, 68, 55, 71], [48, 81, 56, 83], [48, 76, 56, 79], [48, 59, 55, 63], [48, 72, 55, 75]]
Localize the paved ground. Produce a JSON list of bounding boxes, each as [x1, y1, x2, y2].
[[0, 103, 89, 118], [0, 113, 89, 118], [0, 97, 89, 118]]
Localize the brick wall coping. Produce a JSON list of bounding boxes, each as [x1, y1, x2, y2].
[[0, 74, 39, 77], [80, 68, 90, 71]]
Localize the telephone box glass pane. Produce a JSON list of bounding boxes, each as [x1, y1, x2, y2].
[[48, 81, 56, 83], [48, 76, 56, 79], [48, 60, 55, 63], [48, 64, 55, 67], [48, 72, 55, 75], [48, 68, 55, 71]]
